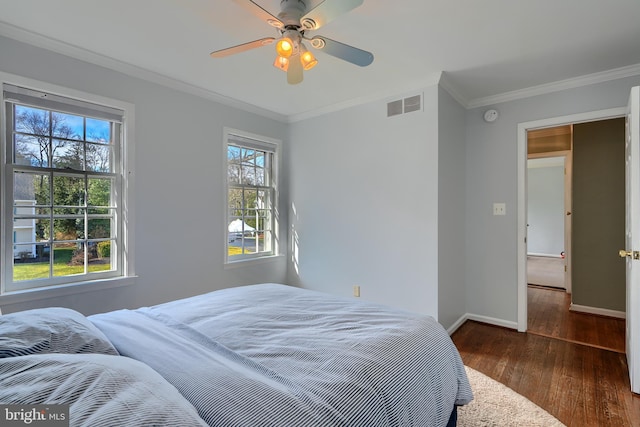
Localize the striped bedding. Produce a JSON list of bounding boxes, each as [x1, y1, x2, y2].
[[90, 283, 472, 427]]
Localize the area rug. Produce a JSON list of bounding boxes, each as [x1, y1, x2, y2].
[[458, 366, 565, 426]]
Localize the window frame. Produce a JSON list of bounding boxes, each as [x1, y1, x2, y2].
[[224, 127, 280, 265], [0, 73, 136, 302]]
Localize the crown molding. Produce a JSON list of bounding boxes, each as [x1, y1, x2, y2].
[[466, 63, 640, 109], [438, 72, 470, 108], [0, 21, 289, 123]]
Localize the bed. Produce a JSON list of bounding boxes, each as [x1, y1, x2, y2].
[[1, 283, 472, 426]]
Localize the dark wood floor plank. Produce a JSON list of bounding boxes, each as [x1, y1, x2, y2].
[[452, 320, 640, 426], [527, 285, 625, 353]]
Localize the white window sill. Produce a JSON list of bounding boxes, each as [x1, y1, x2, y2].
[[224, 254, 285, 269], [0, 276, 137, 307]]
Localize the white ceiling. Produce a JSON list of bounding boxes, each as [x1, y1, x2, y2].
[[2, 0, 640, 122]]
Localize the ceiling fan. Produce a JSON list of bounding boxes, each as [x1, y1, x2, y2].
[[210, 0, 374, 84]]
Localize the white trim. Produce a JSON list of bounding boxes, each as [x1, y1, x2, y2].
[[446, 314, 469, 335], [569, 303, 626, 319], [438, 72, 469, 109], [466, 313, 519, 330], [0, 275, 135, 307], [223, 254, 286, 269], [517, 107, 627, 332], [527, 253, 563, 258], [223, 127, 282, 265], [446, 313, 518, 335], [469, 63, 640, 109], [0, 71, 136, 296]]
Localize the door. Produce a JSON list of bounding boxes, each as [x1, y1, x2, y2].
[[624, 86, 640, 394]]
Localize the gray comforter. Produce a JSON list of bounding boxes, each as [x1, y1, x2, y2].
[[90, 283, 472, 427]]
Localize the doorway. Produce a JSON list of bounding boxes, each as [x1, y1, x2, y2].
[[523, 118, 626, 351], [517, 107, 626, 332]]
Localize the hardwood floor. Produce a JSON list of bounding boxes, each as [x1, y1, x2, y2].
[[528, 285, 625, 353], [451, 288, 640, 426]]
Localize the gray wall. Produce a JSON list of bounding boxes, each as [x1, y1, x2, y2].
[[0, 36, 289, 315], [286, 87, 441, 318], [438, 86, 467, 329], [527, 162, 565, 256], [465, 76, 640, 324]]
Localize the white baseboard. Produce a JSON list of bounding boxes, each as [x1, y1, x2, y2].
[[569, 303, 626, 319], [447, 314, 469, 335], [447, 313, 518, 335], [527, 252, 563, 258]]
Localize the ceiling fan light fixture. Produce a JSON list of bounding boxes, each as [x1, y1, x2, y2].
[[273, 55, 290, 71], [299, 44, 318, 70], [276, 37, 294, 57]]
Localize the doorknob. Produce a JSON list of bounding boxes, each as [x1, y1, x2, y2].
[[619, 249, 640, 260]]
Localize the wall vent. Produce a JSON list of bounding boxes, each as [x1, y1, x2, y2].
[[387, 100, 403, 117], [387, 94, 422, 117], [404, 95, 421, 113]]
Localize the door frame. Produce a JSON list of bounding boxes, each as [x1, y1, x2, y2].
[[517, 107, 626, 332]]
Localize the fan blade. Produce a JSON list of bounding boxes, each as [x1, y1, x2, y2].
[[287, 55, 304, 85], [310, 36, 373, 67], [232, 0, 284, 28], [300, 0, 364, 30], [210, 38, 275, 58]]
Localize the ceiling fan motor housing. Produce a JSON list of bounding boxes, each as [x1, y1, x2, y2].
[[278, 0, 307, 27]]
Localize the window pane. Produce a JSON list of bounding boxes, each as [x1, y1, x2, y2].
[[14, 134, 49, 167], [241, 148, 257, 185], [86, 143, 112, 172], [88, 177, 113, 207], [15, 105, 49, 135], [228, 145, 241, 185], [13, 243, 50, 282], [53, 139, 84, 170], [35, 217, 52, 242], [254, 152, 265, 185], [54, 218, 84, 240], [53, 175, 85, 207], [53, 242, 82, 277], [52, 112, 83, 140], [13, 171, 50, 205], [88, 218, 112, 239], [228, 188, 243, 217], [86, 118, 111, 143]]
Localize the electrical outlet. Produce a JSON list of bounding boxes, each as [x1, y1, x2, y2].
[[353, 285, 360, 297]]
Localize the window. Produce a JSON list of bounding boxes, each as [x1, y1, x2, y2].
[[2, 81, 133, 295], [225, 129, 278, 263]]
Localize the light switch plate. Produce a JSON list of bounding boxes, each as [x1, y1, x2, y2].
[[493, 203, 506, 216]]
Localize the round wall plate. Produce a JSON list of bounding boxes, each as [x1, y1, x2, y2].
[[484, 109, 499, 122]]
